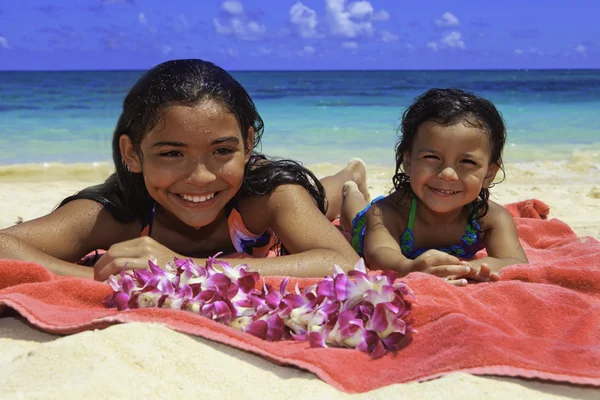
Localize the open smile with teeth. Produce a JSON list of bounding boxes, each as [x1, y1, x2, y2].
[[178, 192, 218, 203], [431, 188, 460, 194]]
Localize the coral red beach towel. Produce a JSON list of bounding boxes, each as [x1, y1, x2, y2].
[[1, 199, 600, 393]]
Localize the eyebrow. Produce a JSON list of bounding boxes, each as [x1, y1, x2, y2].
[[151, 136, 240, 148], [416, 148, 484, 159]]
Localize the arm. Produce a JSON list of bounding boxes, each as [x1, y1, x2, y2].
[[465, 202, 528, 275], [236, 184, 361, 277], [0, 199, 137, 279], [92, 184, 362, 281], [363, 201, 470, 278], [362, 201, 413, 275]]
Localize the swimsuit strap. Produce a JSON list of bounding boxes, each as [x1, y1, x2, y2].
[[407, 196, 417, 230], [140, 203, 156, 237]]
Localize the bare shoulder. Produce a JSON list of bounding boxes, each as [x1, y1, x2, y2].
[[479, 200, 516, 231], [237, 184, 315, 233], [367, 192, 409, 237], [0, 199, 139, 261]]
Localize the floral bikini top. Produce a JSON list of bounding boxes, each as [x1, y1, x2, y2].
[[77, 202, 278, 267], [141, 203, 277, 258], [399, 197, 484, 259]]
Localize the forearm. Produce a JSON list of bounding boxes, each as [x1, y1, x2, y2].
[[0, 234, 93, 279], [364, 247, 413, 276], [195, 248, 360, 278], [467, 256, 527, 274]]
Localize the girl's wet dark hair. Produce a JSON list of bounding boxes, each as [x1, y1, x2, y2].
[[59, 59, 326, 254], [392, 88, 506, 220]]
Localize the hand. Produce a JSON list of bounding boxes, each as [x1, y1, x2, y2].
[[94, 237, 181, 282], [445, 263, 501, 286], [410, 249, 472, 279]]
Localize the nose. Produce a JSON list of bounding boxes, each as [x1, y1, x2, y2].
[[437, 166, 459, 181], [185, 161, 216, 186]]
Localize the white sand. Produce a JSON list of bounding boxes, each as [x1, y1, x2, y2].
[[1, 163, 599, 398]]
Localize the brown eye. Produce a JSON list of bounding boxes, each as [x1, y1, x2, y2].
[[214, 148, 234, 156], [160, 151, 182, 157]]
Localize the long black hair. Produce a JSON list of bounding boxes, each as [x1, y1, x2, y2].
[[392, 88, 506, 220], [60, 59, 326, 253]]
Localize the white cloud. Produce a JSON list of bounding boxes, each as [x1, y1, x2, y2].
[[348, 1, 373, 18], [325, 0, 374, 38], [175, 15, 190, 32], [298, 45, 316, 57], [0, 36, 9, 49], [101, 0, 133, 4], [514, 48, 523, 55], [222, 1, 244, 15], [220, 47, 240, 58], [380, 30, 398, 42], [138, 13, 148, 26], [160, 44, 172, 55], [372, 10, 389, 21], [574, 45, 587, 54], [214, 2, 266, 41], [290, 2, 318, 38], [259, 46, 272, 55], [427, 41, 438, 51], [435, 12, 460, 27], [441, 31, 465, 49], [529, 47, 543, 55], [342, 41, 358, 49]]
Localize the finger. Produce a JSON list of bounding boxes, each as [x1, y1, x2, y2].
[[445, 278, 468, 286], [478, 264, 492, 277], [95, 258, 150, 282], [428, 264, 471, 277], [419, 250, 461, 266], [490, 272, 501, 282]]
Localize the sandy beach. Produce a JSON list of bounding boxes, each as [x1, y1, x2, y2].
[[1, 161, 599, 399]]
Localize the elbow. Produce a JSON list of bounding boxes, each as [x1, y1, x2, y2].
[[330, 248, 360, 275], [0, 233, 19, 258]]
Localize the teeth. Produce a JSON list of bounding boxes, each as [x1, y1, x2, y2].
[[180, 193, 215, 203], [437, 189, 457, 194]]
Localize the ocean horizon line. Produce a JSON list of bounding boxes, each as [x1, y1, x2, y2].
[[1, 67, 599, 73]]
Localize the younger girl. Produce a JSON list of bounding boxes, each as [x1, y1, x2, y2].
[[341, 88, 528, 286], [0, 59, 365, 281]]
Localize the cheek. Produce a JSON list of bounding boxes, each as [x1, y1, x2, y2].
[[220, 158, 247, 185], [141, 161, 179, 188]]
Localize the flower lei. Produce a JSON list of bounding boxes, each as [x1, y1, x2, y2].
[[103, 255, 416, 358]]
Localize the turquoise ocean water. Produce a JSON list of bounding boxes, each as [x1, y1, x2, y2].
[[0, 69, 599, 169]]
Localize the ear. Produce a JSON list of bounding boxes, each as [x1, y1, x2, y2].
[[244, 127, 255, 164], [402, 151, 412, 176], [483, 162, 500, 188], [119, 134, 143, 173]]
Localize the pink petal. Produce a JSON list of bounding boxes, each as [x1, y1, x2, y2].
[[370, 303, 390, 332], [107, 275, 122, 292], [133, 269, 153, 286], [308, 331, 327, 348], [114, 292, 131, 311], [202, 273, 232, 293], [237, 274, 258, 294], [121, 274, 139, 296], [245, 320, 268, 340], [279, 277, 290, 296]]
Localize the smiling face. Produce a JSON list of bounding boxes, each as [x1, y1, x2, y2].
[[403, 120, 499, 215], [120, 100, 253, 229]]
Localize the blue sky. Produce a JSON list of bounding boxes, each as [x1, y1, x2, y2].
[[0, 0, 598, 70]]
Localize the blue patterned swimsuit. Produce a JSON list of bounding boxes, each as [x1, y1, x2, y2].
[[351, 196, 484, 259]]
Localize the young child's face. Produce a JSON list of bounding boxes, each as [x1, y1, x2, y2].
[[403, 120, 498, 215], [128, 99, 252, 229]]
